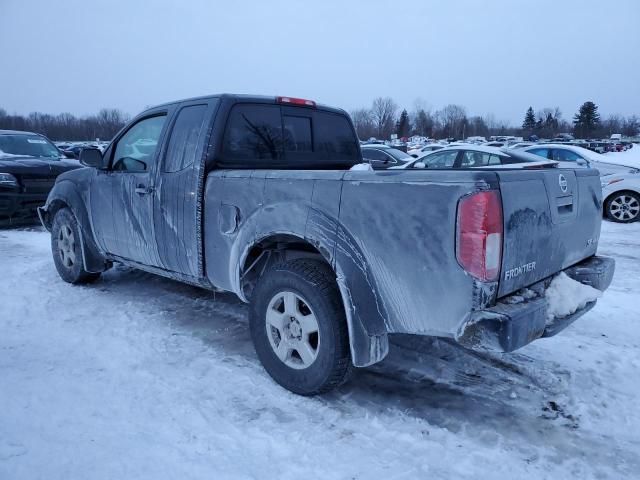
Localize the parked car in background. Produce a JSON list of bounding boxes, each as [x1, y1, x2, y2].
[[407, 143, 446, 158], [601, 174, 640, 223], [507, 142, 535, 149], [397, 145, 556, 170], [0, 130, 82, 224], [0, 130, 75, 160], [522, 144, 639, 176], [361, 144, 413, 169]]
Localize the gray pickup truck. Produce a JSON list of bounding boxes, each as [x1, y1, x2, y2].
[[39, 94, 615, 395]]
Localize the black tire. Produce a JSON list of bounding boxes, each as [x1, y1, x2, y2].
[[605, 191, 640, 223], [249, 259, 352, 395], [51, 208, 101, 284]]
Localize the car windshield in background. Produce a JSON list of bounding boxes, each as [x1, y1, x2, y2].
[[386, 148, 412, 161], [0, 134, 61, 159]]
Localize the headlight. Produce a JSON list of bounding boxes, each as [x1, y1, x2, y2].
[[0, 173, 18, 186]]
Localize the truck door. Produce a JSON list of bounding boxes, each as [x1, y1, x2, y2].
[[154, 100, 216, 278], [97, 113, 169, 265]]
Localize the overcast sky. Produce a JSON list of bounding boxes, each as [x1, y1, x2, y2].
[[1, 0, 638, 124]]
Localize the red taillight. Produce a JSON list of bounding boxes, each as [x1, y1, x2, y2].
[[456, 190, 503, 282], [276, 96, 316, 107]]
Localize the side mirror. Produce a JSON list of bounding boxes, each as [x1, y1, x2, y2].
[[80, 147, 104, 168], [61, 150, 76, 159], [414, 162, 426, 169], [576, 159, 589, 167]]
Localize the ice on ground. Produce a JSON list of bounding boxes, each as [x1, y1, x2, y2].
[[545, 272, 602, 320]]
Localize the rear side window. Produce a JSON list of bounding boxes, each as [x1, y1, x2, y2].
[[528, 148, 550, 159], [222, 105, 283, 162], [362, 149, 388, 161], [460, 151, 502, 167], [551, 149, 582, 161], [313, 112, 359, 162], [164, 104, 208, 172]]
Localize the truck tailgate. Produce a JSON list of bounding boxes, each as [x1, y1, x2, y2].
[[497, 168, 602, 297]]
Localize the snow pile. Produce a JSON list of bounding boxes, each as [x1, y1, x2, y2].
[[603, 146, 640, 168], [545, 272, 602, 320], [350, 162, 373, 171]]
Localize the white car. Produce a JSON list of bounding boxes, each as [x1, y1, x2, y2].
[[407, 143, 446, 158], [393, 145, 557, 170], [521, 144, 639, 176], [601, 175, 640, 223]]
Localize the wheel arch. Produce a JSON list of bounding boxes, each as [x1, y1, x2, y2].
[[604, 188, 640, 205], [42, 180, 108, 273], [238, 230, 390, 368]]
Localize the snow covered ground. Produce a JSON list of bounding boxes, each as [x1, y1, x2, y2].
[[1, 220, 639, 479]]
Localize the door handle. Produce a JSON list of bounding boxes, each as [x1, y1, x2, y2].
[[135, 185, 154, 195]]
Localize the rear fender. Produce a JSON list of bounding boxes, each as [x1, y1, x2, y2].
[[231, 204, 390, 368]]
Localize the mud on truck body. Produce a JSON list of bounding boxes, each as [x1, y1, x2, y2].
[[39, 94, 615, 395]]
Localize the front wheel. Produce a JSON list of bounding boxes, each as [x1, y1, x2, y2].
[[605, 191, 640, 223], [249, 259, 352, 395], [51, 208, 101, 284]]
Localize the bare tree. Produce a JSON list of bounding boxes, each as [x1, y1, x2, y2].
[[438, 104, 467, 139], [350, 108, 375, 140], [370, 97, 398, 139]]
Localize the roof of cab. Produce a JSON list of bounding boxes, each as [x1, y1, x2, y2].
[[145, 93, 346, 116]]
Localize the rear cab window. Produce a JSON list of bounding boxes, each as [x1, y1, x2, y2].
[[220, 102, 359, 169]]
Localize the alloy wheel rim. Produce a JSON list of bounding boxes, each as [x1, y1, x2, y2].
[[265, 291, 320, 370], [610, 195, 640, 221], [58, 224, 76, 268]]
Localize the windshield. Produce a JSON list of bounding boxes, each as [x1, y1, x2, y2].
[[0, 134, 61, 159], [386, 148, 412, 161]]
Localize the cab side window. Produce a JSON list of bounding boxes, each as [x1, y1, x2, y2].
[[112, 115, 167, 172], [164, 105, 208, 173]]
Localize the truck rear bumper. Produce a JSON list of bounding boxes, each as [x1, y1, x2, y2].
[[455, 256, 615, 352]]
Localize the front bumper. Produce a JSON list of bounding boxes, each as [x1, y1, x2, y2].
[[456, 256, 615, 352], [0, 192, 48, 225]]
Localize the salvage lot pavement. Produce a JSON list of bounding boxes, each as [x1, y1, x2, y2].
[[1, 220, 639, 479]]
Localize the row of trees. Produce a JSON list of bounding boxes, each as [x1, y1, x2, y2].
[[350, 99, 510, 141], [0, 108, 129, 141], [351, 98, 639, 141], [2, 100, 638, 142], [522, 102, 639, 139]]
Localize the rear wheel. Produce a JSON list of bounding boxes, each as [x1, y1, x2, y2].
[[249, 259, 352, 395], [605, 191, 640, 223], [51, 208, 101, 284]]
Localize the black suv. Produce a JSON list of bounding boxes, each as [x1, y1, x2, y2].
[[0, 130, 82, 225]]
